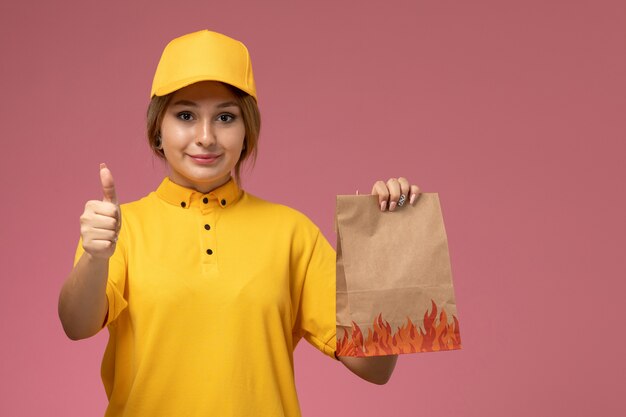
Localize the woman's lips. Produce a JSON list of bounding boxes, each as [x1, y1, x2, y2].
[[188, 154, 222, 164]]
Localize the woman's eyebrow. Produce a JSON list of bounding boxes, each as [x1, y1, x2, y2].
[[216, 101, 239, 109], [170, 100, 239, 108], [171, 100, 197, 107]]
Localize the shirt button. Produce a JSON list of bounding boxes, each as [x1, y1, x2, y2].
[[206, 249, 213, 255], [180, 202, 186, 208], [203, 197, 209, 204], [204, 224, 211, 230], [220, 199, 226, 206]]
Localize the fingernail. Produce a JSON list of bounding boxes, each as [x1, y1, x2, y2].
[[380, 201, 387, 211], [389, 201, 397, 211], [100, 163, 106, 170], [410, 193, 416, 205]]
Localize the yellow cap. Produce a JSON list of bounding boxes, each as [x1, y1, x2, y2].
[[150, 30, 257, 100]]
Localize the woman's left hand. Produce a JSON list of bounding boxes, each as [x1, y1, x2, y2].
[[370, 177, 421, 212]]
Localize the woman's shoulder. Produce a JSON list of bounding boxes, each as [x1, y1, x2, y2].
[[241, 192, 320, 232], [115, 191, 164, 226], [118, 192, 155, 212]]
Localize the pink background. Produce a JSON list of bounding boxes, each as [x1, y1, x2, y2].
[[1, 0, 624, 415]]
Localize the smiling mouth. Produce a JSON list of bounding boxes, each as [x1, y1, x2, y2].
[[188, 154, 222, 164]]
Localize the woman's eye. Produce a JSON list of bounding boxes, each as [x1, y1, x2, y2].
[[177, 112, 193, 121], [217, 114, 234, 123]]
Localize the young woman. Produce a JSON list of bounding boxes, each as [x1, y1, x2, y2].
[[58, 30, 421, 417]]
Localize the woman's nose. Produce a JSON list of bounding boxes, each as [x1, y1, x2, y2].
[[196, 119, 216, 146]]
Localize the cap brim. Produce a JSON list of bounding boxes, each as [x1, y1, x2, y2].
[[152, 75, 256, 100]]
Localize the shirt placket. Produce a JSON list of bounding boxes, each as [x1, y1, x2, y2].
[[199, 195, 218, 275]]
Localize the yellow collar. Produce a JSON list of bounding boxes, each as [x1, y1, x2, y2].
[[155, 177, 242, 209]]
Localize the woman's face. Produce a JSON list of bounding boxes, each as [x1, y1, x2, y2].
[[160, 81, 245, 193]]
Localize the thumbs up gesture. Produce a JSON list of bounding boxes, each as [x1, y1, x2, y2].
[[79, 163, 122, 259]]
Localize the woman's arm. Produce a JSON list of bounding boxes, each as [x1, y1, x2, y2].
[[58, 253, 110, 340], [338, 354, 399, 385], [58, 164, 120, 340]]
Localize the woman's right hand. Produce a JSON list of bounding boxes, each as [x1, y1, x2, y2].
[[80, 163, 121, 260]]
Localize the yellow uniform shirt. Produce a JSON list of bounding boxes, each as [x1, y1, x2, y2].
[[73, 177, 339, 417]]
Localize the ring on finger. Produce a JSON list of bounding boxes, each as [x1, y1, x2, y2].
[[398, 194, 406, 207]]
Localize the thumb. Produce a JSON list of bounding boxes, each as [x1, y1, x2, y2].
[[99, 163, 118, 205]]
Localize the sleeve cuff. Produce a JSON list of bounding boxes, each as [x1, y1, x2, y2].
[[103, 279, 128, 327], [305, 331, 339, 361]]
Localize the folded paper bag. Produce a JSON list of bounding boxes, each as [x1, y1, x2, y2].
[[336, 193, 462, 357]]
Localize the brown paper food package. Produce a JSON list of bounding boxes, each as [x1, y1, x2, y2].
[[336, 193, 462, 357]]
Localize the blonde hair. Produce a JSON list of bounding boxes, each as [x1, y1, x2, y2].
[[146, 83, 261, 183]]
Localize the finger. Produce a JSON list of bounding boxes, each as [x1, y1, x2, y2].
[[86, 239, 116, 252], [100, 163, 118, 205], [397, 177, 411, 197], [371, 181, 390, 211], [85, 200, 119, 220], [89, 213, 119, 231], [84, 228, 119, 242], [409, 184, 421, 205], [397, 177, 411, 207], [386, 178, 401, 212]]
